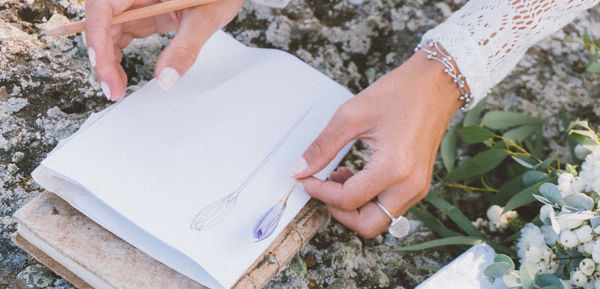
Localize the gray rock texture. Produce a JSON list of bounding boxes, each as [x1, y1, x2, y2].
[[0, 0, 599, 288]]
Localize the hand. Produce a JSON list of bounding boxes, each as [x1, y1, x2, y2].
[[287, 50, 463, 238], [85, 0, 244, 101]]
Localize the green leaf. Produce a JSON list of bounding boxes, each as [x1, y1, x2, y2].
[[504, 178, 556, 211], [441, 126, 458, 173], [570, 129, 598, 141], [503, 124, 539, 143], [463, 97, 487, 127], [494, 254, 515, 270], [484, 262, 512, 279], [502, 274, 521, 288], [448, 149, 509, 182], [522, 171, 548, 186], [408, 206, 460, 238], [520, 262, 537, 289], [481, 111, 543, 130], [491, 175, 526, 205], [425, 193, 485, 238], [587, 61, 600, 74], [394, 236, 482, 251], [539, 183, 564, 206], [457, 126, 495, 144], [564, 193, 595, 211], [584, 32, 592, 44], [535, 274, 564, 289], [511, 155, 535, 169]]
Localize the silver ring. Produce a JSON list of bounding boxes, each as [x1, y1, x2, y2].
[[374, 200, 410, 238]]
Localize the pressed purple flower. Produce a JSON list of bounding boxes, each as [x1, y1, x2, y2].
[[254, 200, 287, 241], [254, 179, 299, 242]]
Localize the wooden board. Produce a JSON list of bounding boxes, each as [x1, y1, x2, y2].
[[13, 192, 329, 289]]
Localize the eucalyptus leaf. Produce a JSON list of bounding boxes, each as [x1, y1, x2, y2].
[[484, 262, 512, 279], [481, 111, 542, 130], [564, 193, 594, 211], [539, 183, 564, 206], [504, 179, 556, 211], [519, 262, 537, 289], [448, 149, 509, 182], [535, 274, 564, 289], [503, 124, 539, 142], [394, 236, 482, 251], [502, 274, 521, 288], [463, 96, 487, 127], [457, 126, 495, 144], [533, 195, 555, 207], [494, 254, 515, 270], [511, 155, 535, 169], [590, 216, 600, 229], [522, 171, 548, 186], [441, 126, 458, 173]]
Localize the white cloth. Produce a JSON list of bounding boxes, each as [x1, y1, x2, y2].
[[421, 0, 599, 106]]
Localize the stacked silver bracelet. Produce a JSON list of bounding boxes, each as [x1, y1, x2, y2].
[[415, 41, 473, 110]]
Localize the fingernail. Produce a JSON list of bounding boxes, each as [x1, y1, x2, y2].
[[87, 47, 96, 67], [100, 82, 111, 100], [158, 67, 180, 91], [287, 157, 307, 177]]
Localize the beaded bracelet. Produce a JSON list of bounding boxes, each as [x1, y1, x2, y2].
[[415, 41, 473, 110]]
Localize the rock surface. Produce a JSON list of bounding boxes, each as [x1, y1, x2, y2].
[[0, 0, 599, 288]]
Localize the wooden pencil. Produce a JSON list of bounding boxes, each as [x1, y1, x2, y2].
[[41, 0, 218, 37]]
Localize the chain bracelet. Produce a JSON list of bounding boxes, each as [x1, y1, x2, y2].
[[414, 41, 473, 110]]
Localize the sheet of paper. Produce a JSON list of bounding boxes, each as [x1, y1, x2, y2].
[[32, 31, 353, 289]]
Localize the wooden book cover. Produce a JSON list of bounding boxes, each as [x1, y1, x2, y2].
[[13, 192, 329, 289]]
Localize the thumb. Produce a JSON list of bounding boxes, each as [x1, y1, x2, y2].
[[154, 7, 220, 91], [288, 105, 363, 178]]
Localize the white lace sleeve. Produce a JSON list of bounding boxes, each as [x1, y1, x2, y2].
[[421, 0, 599, 107]]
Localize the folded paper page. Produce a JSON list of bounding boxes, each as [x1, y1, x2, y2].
[[31, 31, 353, 289]]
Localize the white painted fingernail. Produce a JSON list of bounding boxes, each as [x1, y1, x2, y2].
[[157, 67, 180, 91], [87, 47, 96, 67], [100, 82, 111, 100], [287, 157, 307, 177]]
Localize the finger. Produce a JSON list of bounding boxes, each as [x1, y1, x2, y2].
[[85, 0, 134, 100], [300, 153, 398, 211], [114, 46, 122, 64], [329, 167, 353, 184], [328, 202, 390, 239], [288, 104, 366, 178], [115, 33, 133, 50], [154, 7, 218, 91]]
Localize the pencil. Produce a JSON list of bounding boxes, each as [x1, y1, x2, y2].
[[41, 0, 218, 37]]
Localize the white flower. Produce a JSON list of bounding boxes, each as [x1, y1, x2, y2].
[[541, 225, 559, 246], [559, 173, 576, 197], [486, 205, 517, 232], [517, 223, 546, 262], [560, 230, 579, 248], [572, 270, 589, 287], [487, 205, 503, 221], [471, 218, 487, 229], [594, 225, 600, 235], [581, 258, 596, 276], [582, 241, 595, 255], [576, 225, 594, 243], [592, 240, 600, 263], [547, 258, 559, 274], [535, 262, 548, 274]]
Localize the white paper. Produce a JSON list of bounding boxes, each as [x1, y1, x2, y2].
[[416, 244, 509, 289], [32, 31, 353, 289]]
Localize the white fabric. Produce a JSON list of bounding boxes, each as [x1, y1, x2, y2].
[[422, 0, 599, 106]]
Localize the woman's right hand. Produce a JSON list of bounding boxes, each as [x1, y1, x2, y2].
[[85, 0, 245, 101]]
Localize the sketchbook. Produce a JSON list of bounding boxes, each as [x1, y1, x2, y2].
[[25, 31, 353, 289]]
